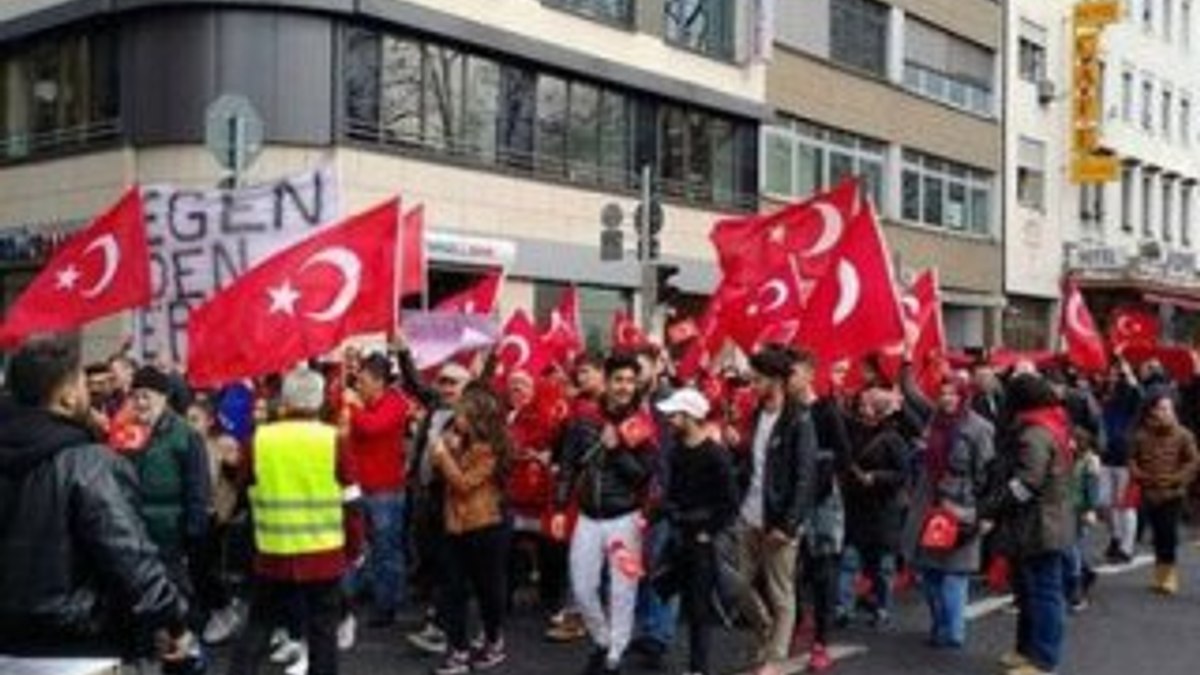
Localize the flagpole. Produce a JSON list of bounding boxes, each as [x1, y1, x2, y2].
[[392, 198, 403, 339]]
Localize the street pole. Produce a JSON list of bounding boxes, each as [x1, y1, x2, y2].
[[638, 163, 657, 332]]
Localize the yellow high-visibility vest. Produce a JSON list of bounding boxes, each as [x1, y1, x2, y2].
[[250, 420, 345, 556]]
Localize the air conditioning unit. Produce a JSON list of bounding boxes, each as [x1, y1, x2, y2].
[[1037, 79, 1056, 106], [1139, 240, 1165, 261]]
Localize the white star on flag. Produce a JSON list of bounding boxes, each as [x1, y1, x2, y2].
[[55, 265, 81, 291], [267, 281, 301, 316]]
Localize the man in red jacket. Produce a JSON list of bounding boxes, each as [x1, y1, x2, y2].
[[343, 353, 410, 626]]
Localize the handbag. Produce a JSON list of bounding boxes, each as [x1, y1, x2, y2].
[[920, 507, 961, 551]]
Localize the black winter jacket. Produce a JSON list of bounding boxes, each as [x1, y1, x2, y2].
[[735, 398, 819, 535], [556, 403, 654, 519], [0, 407, 187, 655]]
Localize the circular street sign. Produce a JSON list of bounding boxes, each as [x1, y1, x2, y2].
[[205, 93, 264, 172], [601, 203, 624, 230]]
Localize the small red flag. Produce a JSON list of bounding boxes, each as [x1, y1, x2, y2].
[[400, 206, 427, 297], [543, 287, 583, 365], [1059, 279, 1108, 373], [611, 310, 650, 350], [435, 272, 502, 315], [495, 310, 554, 381]]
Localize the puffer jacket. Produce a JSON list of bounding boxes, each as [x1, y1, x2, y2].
[[0, 406, 186, 655], [981, 405, 1075, 559]]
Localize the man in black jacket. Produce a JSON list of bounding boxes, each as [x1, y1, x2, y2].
[[730, 347, 818, 675], [551, 353, 655, 675], [0, 335, 190, 659]]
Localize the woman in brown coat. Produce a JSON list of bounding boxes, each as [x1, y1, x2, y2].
[[429, 384, 512, 674], [1129, 388, 1200, 595]]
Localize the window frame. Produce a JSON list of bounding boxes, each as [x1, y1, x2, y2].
[[900, 149, 994, 236], [663, 0, 737, 62], [542, 0, 635, 28], [759, 118, 888, 211]]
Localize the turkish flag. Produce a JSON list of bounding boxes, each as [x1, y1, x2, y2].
[[495, 309, 554, 380], [542, 287, 583, 365], [0, 188, 150, 343], [400, 206, 427, 297], [799, 205, 905, 363], [723, 262, 807, 351], [435, 272, 502, 315], [187, 199, 401, 387], [903, 269, 947, 395], [1059, 279, 1108, 373], [611, 310, 650, 350], [1108, 306, 1159, 354], [711, 179, 860, 288]]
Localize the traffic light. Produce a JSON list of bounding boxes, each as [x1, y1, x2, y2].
[[655, 263, 681, 306]]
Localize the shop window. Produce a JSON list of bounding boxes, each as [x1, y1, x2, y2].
[[831, 0, 889, 77]]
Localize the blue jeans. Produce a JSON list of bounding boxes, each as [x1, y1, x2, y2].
[[634, 519, 678, 648], [920, 569, 969, 647], [1013, 552, 1066, 671], [356, 492, 406, 616], [837, 546, 896, 619]]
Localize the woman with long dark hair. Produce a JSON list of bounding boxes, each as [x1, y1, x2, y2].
[[429, 383, 512, 675]]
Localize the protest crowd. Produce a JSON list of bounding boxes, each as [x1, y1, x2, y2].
[[2, 181, 1200, 675]]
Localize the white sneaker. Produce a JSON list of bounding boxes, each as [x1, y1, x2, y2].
[[407, 622, 448, 655], [270, 637, 305, 664], [202, 601, 244, 644], [338, 613, 358, 651], [284, 644, 309, 675]]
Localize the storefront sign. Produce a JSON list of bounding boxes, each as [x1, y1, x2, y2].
[[426, 231, 516, 268], [1164, 251, 1198, 278], [1069, 244, 1126, 271], [137, 166, 340, 363]]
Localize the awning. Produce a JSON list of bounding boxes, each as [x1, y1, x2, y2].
[[1075, 276, 1200, 311]]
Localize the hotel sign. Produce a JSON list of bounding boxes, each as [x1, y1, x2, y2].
[[1071, 1, 1120, 183]]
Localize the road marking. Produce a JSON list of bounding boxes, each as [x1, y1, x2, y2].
[[963, 553, 1155, 621], [734, 643, 868, 675]]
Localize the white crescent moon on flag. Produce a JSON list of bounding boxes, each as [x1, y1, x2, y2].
[[500, 335, 531, 368], [1115, 315, 1136, 336], [761, 279, 789, 313], [901, 295, 920, 320], [300, 247, 362, 322], [80, 234, 119, 299], [833, 260, 860, 326], [802, 203, 845, 257]]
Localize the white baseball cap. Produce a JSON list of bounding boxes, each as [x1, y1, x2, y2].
[[656, 387, 711, 420]]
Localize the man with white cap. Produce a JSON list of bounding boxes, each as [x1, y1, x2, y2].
[[655, 388, 738, 675], [228, 365, 362, 675]]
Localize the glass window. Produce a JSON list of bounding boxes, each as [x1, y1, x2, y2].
[[463, 56, 501, 160], [797, 141, 823, 199], [499, 65, 536, 168], [686, 111, 712, 199], [567, 82, 600, 181], [904, 18, 995, 117], [543, 0, 633, 25], [1182, 97, 1192, 144], [1016, 137, 1046, 211], [1018, 20, 1047, 83], [423, 45, 464, 151], [1143, 173, 1155, 237], [711, 117, 736, 206], [763, 128, 794, 196], [969, 186, 990, 234], [380, 36, 421, 143], [664, 0, 735, 60], [902, 170, 921, 221], [343, 27, 379, 127], [1121, 165, 1135, 232], [1122, 70, 1134, 121], [598, 90, 629, 186], [902, 149, 993, 235], [1162, 88, 1173, 139], [659, 105, 688, 196], [1183, 183, 1193, 246], [535, 74, 567, 174], [830, 0, 889, 77], [1163, 179, 1174, 241], [923, 175, 944, 225], [1143, 79, 1154, 131]]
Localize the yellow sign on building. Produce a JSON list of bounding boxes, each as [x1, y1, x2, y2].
[[1070, 1, 1121, 184]]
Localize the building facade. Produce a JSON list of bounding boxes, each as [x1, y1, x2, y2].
[[0, 0, 768, 359], [1006, 0, 1200, 348], [763, 0, 1006, 350]]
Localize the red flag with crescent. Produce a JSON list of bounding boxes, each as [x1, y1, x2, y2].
[[435, 271, 502, 315], [798, 204, 905, 363], [187, 199, 401, 387], [1107, 306, 1159, 354], [0, 188, 150, 344], [495, 309, 554, 381], [543, 286, 584, 365], [1059, 279, 1108, 373], [611, 310, 650, 350]]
